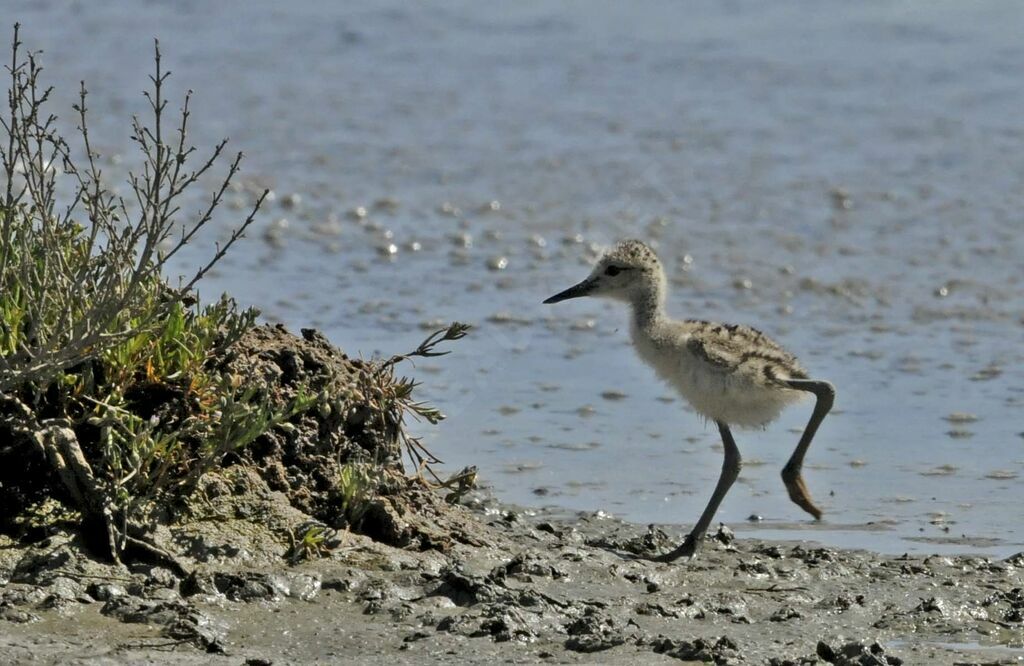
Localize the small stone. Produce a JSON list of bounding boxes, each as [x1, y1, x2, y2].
[[47, 576, 83, 602], [535, 522, 559, 535], [145, 567, 179, 589], [0, 608, 40, 623], [713, 524, 735, 545]]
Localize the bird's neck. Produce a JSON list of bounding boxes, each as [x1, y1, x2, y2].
[[630, 278, 667, 334]]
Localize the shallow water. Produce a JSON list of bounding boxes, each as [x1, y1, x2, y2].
[[15, 1, 1024, 555]]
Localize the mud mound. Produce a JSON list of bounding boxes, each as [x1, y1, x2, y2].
[[221, 325, 394, 517], [1, 321, 462, 557], [215, 324, 468, 551]]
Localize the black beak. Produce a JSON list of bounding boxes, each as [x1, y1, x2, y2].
[[543, 278, 594, 304]]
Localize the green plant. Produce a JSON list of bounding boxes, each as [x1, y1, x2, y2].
[[19, 289, 311, 560], [337, 462, 377, 529], [0, 23, 265, 394], [287, 521, 341, 564], [83, 302, 315, 533], [0, 25, 283, 563]]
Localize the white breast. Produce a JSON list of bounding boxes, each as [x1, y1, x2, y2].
[[630, 323, 801, 429]]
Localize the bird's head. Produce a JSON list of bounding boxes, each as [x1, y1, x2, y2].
[[544, 239, 663, 304]]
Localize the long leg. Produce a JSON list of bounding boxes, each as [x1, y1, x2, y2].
[[655, 420, 741, 562], [781, 379, 835, 520]]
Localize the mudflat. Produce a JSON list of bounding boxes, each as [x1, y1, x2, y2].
[[2, 488, 1022, 665]]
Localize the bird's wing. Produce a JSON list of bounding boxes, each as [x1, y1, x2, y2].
[[685, 335, 738, 370], [683, 321, 808, 381]]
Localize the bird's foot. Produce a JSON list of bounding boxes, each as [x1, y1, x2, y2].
[[652, 532, 701, 562], [782, 469, 824, 520]]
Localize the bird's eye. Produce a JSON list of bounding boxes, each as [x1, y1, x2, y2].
[[604, 266, 621, 277]]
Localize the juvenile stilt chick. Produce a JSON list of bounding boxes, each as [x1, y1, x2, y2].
[[544, 239, 835, 560]]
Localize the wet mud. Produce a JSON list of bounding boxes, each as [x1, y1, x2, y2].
[[2, 491, 1023, 664]]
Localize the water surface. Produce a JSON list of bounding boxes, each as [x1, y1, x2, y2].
[[14, 0, 1024, 555]]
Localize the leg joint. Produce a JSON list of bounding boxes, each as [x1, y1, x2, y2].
[[786, 379, 836, 410], [815, 381, 836, 410]]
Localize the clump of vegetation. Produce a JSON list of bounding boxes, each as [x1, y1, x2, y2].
[[0, 25, 471, 566], [287, 520, 341, 564], [336, 462, 378, 528], [285, 459, 381, 564], [0, 24, 277, 561]]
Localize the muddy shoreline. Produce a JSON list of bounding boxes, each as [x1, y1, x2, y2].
[[2, 487, 1023, 665], [0, 320, 1019, 665]]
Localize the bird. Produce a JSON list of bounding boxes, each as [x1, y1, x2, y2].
[[543, 239, 835, 560]]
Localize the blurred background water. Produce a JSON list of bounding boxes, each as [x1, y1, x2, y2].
[[11, 0, 1023, 555]]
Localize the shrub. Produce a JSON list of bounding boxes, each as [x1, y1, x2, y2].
[[1, 24, 264, 392], [0, 24, 275, 561]]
